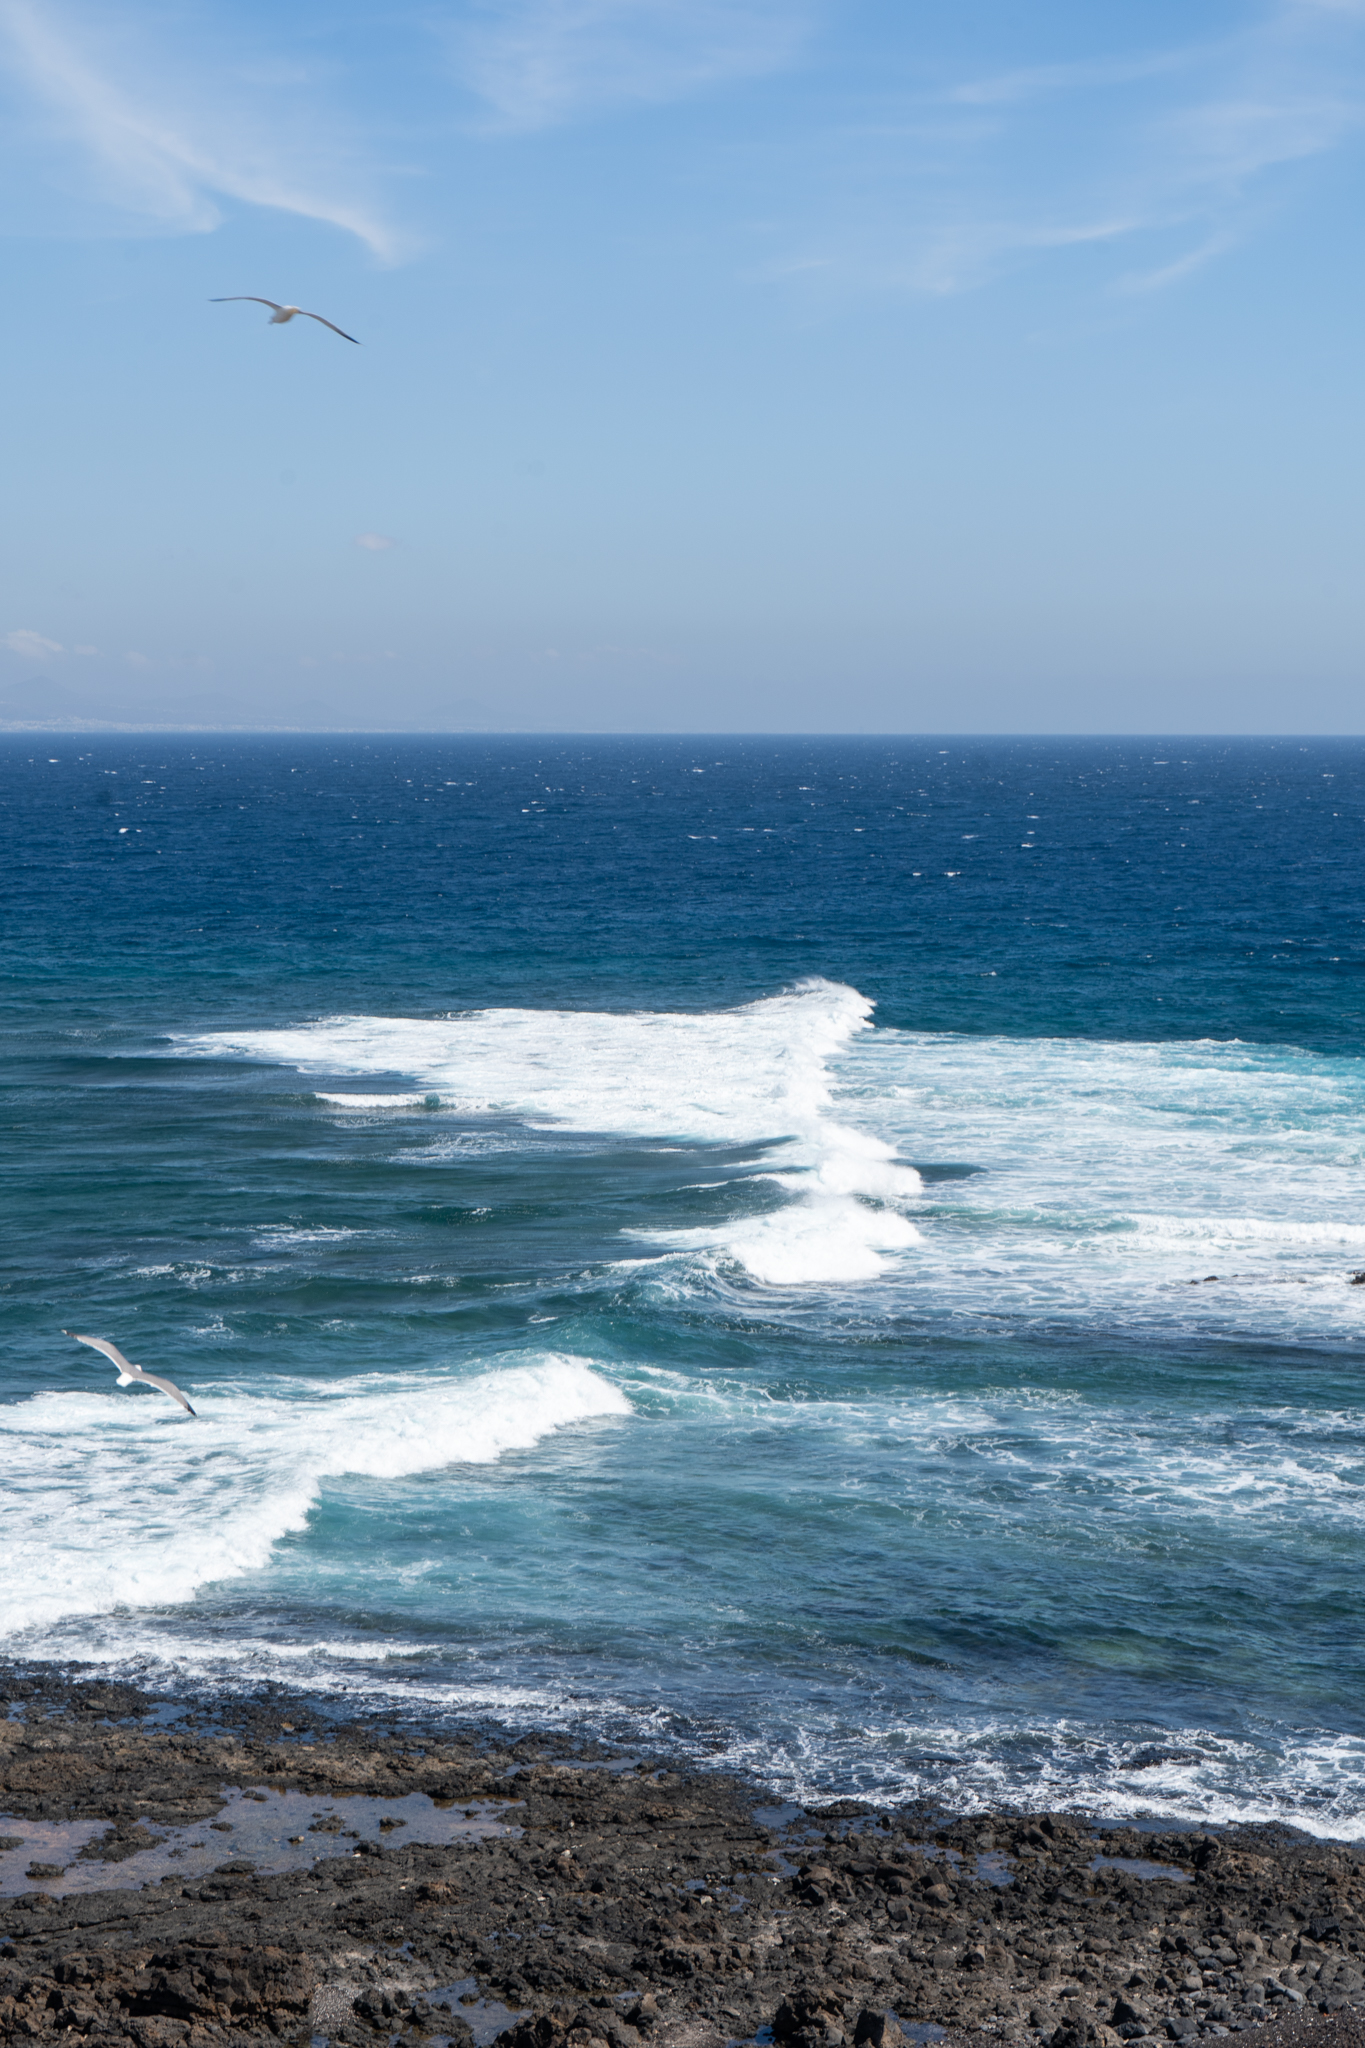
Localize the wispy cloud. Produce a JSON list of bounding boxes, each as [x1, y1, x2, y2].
[[766, 1, 1365, 299], [947, 50, 1204, 111], [1159, 86, 1358, 195], [905, 218, 1140, 300], [2, 0, 1359, 305], [451, 0, 812, 131], [1115, 231, 1239, 298], [4, 628, 63, 657], [355, 533, 396, 551], [1107, 1, 1365, 288], [0, 0, 406, 258]]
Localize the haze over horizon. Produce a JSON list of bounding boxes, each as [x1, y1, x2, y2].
[[3, 0, 1365, 734]]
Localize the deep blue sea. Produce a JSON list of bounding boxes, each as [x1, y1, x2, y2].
[[3, 735, 1364, 1835]]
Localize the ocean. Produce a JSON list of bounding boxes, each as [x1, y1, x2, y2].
[[3, 734, 1363, 1835]]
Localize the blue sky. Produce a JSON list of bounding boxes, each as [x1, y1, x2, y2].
[[2, 0, 1364, 732]]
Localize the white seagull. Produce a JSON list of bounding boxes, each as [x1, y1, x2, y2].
[[63, 1332, 197, 1416], [210, 297, 360, 345]]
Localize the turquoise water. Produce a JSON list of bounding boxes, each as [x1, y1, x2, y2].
[[3, 735, 1364, 1831]]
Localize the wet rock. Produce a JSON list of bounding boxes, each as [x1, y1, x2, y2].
[[79, 1822, 168, 1863], [852, 2010, 902, 2048]]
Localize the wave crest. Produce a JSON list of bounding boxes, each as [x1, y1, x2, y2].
[[0, 1356, 630, 1633]]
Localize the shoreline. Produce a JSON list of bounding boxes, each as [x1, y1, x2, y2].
[[1, 1667, 1362, 2048]]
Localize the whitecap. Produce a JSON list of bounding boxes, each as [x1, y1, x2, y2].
[[0, 1356, 632, 1634]]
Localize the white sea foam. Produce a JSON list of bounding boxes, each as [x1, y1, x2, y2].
[[816, 1025, 1365, 1338], [0, 1356, 630, 1634], [317, 1093, 432, 1110], [252, 1227, 367, 1250], [1124, 1214, 1365, 1249], [182, 992, 1365, 1320], [185, 981, 871, 1139], [715, 1712, 1365, 1840], [180, 982, 924, 1287], [652, 1189, 919, 1286], [609, 1369, 1365, 1535]]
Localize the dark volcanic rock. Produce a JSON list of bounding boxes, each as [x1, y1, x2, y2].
[[853, 2009, 903, 2048], [775, 1982, 849, 2048], [0, 1941, 312, 2042], [0, 1668, 1364, 2047]]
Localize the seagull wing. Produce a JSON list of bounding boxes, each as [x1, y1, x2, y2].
[[209, 297, 286, 312], [297, 309, 361, 345], [64, 1331, 137, 1374], [134, 1370, 197, 1418]]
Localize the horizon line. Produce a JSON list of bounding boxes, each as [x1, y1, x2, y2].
[[2, 724, 1365, 742]]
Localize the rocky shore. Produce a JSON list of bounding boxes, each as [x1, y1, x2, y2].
[[1, 1672, 1362, 2048]]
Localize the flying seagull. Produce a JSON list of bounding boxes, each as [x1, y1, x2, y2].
[[210, 297, 360, 344], [62, 1332, 197, 1416]]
